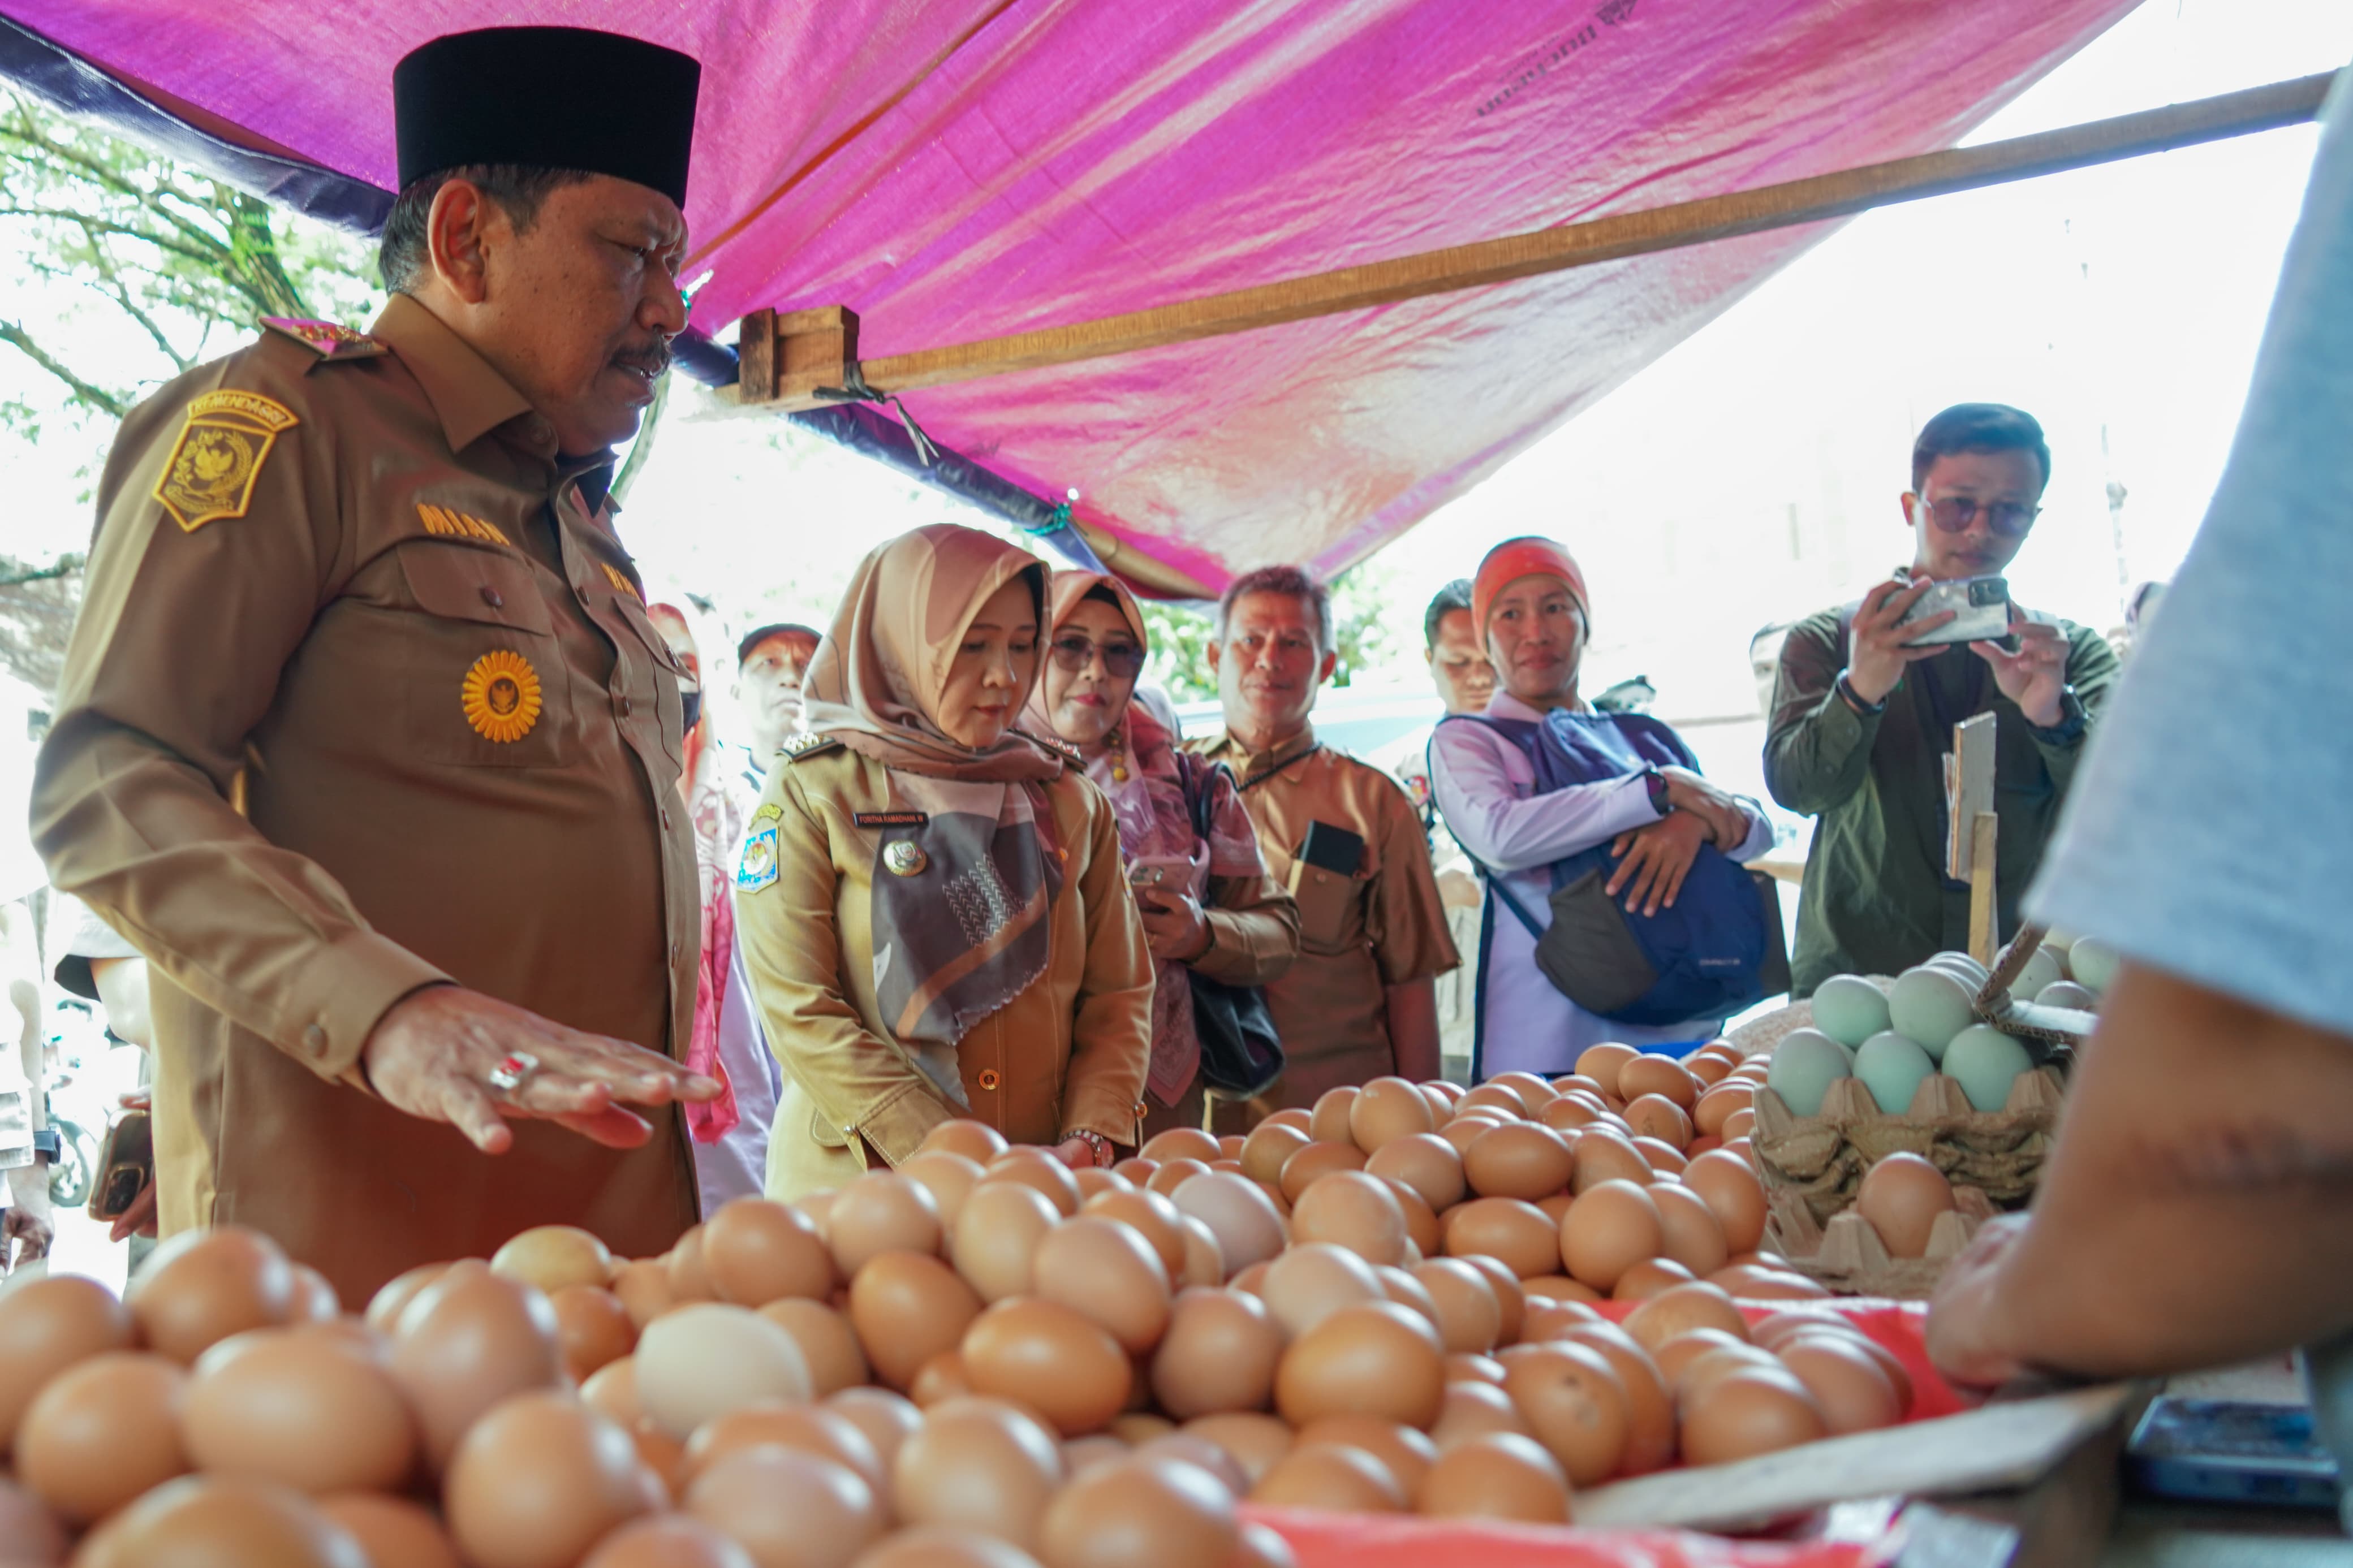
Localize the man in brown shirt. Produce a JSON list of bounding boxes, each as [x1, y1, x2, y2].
[[1188, 567, 1458, 1118], [29, 28, 719, 1302]]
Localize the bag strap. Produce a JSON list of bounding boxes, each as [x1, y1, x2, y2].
[[1236, 744, 1321, 793]]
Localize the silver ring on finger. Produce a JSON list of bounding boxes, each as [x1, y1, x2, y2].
[[486, 1051, 541, 1095]]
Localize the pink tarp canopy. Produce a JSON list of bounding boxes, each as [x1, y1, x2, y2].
[[3, 0, 2136, 590]]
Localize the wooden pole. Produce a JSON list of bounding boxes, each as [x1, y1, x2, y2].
[[1969, 813, 2001, 969], [744, 72, 2331, 405]]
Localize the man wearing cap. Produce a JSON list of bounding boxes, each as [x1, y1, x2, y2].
[[1188, 565, 1458, 1122], [32, 27, 721, 1300]]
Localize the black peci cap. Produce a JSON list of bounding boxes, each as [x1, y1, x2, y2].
[[393, 27, 701, 206]]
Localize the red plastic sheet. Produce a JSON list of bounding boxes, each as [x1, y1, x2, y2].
[[1, 0, 2136, 587], [1246, 1298, 1967, 1568]]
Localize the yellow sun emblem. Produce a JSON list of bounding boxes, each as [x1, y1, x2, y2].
[[461, 650, 543, 743]]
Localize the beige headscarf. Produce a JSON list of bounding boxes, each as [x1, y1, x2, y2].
[[802, 525, 1063, 782]]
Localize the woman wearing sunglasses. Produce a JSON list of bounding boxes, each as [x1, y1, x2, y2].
[[1027, 572, 1300, 1138], [735, 529, 1155, 1197]]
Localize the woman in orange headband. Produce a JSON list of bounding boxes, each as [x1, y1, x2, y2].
[[1428, 538, 1774, 1078]]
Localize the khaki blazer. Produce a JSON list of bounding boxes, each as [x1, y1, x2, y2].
[[736, 742, 1153, 1199]]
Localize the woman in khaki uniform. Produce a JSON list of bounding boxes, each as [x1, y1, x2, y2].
[[736, 527, 1154, 1198], [1025, 572, 1299, 1139]]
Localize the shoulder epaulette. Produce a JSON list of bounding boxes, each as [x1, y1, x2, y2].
[[260, 316, 386, 362], [778, 732, 844, 763]]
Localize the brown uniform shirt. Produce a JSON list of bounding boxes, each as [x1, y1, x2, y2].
[[1186, 724, 1458, 1112], [738, 741, 1154, 1200], [29, 296, 700, 1302]]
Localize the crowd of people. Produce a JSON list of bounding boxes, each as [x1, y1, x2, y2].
[[10, 21, 2351, 1443]]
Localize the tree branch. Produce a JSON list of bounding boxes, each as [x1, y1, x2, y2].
[[0, 206, 222, 267], [0, 319, 129, 418]]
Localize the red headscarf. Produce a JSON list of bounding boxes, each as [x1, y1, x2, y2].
[[1471, 537, 1589, 635]]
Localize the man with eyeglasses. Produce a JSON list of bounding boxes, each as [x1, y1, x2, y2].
[[1188, 565, 1458, 1119], [1765, 403, 2120, 994]]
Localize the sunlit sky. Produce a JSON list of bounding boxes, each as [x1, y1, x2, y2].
[[1, 0, 2348, 762]]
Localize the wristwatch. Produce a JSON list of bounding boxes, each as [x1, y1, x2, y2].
[[2027, 685, 2089, 744], [1835, 672, 1887, 717], [1642, 768, 1671, 818]]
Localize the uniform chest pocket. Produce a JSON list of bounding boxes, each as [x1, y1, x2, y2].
[[395, 544, 570, 767], [1287, 861, 1367, 952], [606, 590, 687, 767]]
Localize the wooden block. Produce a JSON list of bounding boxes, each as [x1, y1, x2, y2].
[[735, 308, 777, 401], [1947, 714, 1998, 880], [776, 305, 860, 404]]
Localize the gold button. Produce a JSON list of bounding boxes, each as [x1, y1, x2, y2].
[[1132, 1102, 1147, 1118], [977, 1070, 1002, 1091], [301, 1023, 327, 1057], [479, 586, 504, 608]]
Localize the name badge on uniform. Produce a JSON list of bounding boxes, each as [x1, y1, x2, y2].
[[854, 812, 929, 828], [736, 826, 779, 893]]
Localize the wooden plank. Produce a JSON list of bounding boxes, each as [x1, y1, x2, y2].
[[830, 74, 2333, 401], [1572, 1383, 2144, 1533], [1970, 813, 2001, 969], [1947, 712, 1998, 881]]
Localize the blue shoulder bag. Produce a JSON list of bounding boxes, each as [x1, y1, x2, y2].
[[1442, 711, 1790, 1027]]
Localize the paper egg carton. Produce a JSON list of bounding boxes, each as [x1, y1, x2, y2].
[[1746, 1066, 2066, 1298]]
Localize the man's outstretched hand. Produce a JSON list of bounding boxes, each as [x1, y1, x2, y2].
[[361, 986, 721, 1156]]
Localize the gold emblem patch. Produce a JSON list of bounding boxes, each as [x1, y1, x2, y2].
[[153, 390, 298, 532], [462, 650, 544, 743], [882, 840, 929, 878], [600, 562, 644, 603], [417, 503, 512, 546]]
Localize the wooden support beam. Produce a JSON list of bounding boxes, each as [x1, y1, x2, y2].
[[795, 71, 2329, 403]]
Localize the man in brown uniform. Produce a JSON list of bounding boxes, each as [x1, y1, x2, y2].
[[1188, 567, 1458, 1117], [30, 27, 719, 1302]]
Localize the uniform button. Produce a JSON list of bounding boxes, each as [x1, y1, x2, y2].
[[670, 939, 681, 964], [977, 1070, 1002, 1091], [617, 696, 634, 718], [301, 1023, 327, 1057], [661, 807, 673, 831], [479, 586, 504, 608]]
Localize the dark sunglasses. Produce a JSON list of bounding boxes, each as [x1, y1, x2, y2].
[[1049, 634, 1146, 679], [1927, 496, 2040, 538]]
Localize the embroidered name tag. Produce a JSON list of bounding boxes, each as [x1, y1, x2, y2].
[[853, 812, 929, 828]]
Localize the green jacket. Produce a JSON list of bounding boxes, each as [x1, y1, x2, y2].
[[1764, 604, 2120, 995]]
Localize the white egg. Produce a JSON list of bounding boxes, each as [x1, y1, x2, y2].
[[2011, 946, 2062, 1000], [2067, 938, 2121, 996], [634, 1302, 811, 1439], [2035, 980, 2097, 1011]]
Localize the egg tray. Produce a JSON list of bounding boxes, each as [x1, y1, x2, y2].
[[1745, 1067, 2066, 1297]]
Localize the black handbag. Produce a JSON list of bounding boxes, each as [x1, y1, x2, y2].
[[1173, 755, 1286, 1100]]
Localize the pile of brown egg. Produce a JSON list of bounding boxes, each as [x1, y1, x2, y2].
[[0, 1047, 1920, 1568]]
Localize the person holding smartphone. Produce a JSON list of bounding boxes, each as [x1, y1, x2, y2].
[[1764, 404, 2120, 994], [1025, 571, 1299, 1138]]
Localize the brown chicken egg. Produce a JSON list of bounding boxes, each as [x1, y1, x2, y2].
[[1782, 1329, 1913, 1416], [1274, 1302, 1444, 1430], [1383, 1180, 1444, 1258], [1287, 1172, 1410, 1266], [631, 1418, 689, 1498], [1363, 1134, 1467, 1213], [1568, 1130, 1653, 1193], [1557, 1180, 1664, 1290], [1649, 1329, 1753, 1394], [1649, 1183, 1731, 1277], [667, 1227, 718, 1302], [1498, 1342, 1628, 1485], [1437, 1112, 1506, 1156], [15, 1350, 189, 1524], [1248, 1444, 1404, 1513], [130, 1226, 297, 1365], [1610, 1259, 1697, 1300], [1461, 1124, 1575, 1202], [893, 1397, 1067, 1550], [1238, 1124, 1311, 1186], [1854, 1154, 1956, 1259], [1260, 1108, 1315, 1136], [1177, 1412, 1293, 1487], [1456, 1256, 1526, 1345], [581, 1515, 756, 1568], [1177, 1217, 1226, 1288], [1721, 1108, 1758, 1141], [684, 1401, 884, 1491], [856, 1529, 1046, 1568], [1348, 1078, 1437, 1152], [701, 1198, 838, 1307], [951, 1181, 1062, 1302], [182, 1326, 415, 1494], [1680, 1151, 1769, 1254], [1110, 1411, 1178, 1445], [388, 1265, 564, 1470], [0, 1275, 135, 1455], [1275, 1142, 1367, 1204], [363, 1262, 452, 1336], [1454, 1084, 1527, 1120], [1687, 1053, 1735, 1087], [911, 1351, 976, 1407], [1573, 1044, 1639, 1098], [1446, 1352, 1506, 1384], [985, 1149, 1084, 1216], [1441, 1198, 1559, 1279], [1621, 1096, 1693, 1151], [1553, 1323, 1672, 1476], [961, 1298, 1132, 1435], [1409, 1259, 1501, 1354], [1171, 1174, 1289, 1275], [607, 1261, 675, 1331], [445, 1392, 650, 1568], [920, 1119, 1010, 1165], [580, 1356, 641, 1426], [1081, 1187, 1190, 1280], [828, 1387, 924, 1496], [1416, 1432, 1572, 1523], [758, 1298, 870, 1396], [1490, 1071, 1558, 1110], [1112, 1157, 1161, 1186], [75, 1475, 367, 1568], [1538, 1096, 1603, 1133], [1038, 1455, 1239, 1568], [845, 1253, 981, 1393], [1618, 1056, 1698, 1110], [1259, 1243, 1385, 1340], [1033, 1217, 1173, 1353], [318, 1493, 462, 1568], [1072, 1168, 1130, 1202], [826, 1173, 946, 1277], [1708, 1264, 1830, 1301], [688, 1448, 882, 1568], [549, 1286, 636, 1383], [1675, 1344, 1789, 1408], [1680, 1367, 1828, 1464], [1775, 1336, 1902, 1434], [1142, 1128, 1223, 1165], [1293, 1415, 1436, 1498], [1307, 1087, 1359, 1145], [1149, 1288, 1281, 1419], [1621, 1282, 1749, 1351], [1148, 1159, 1213, 1198], [1692, 1083, 1753, 1140], [490, 1226, 614, 1296], [1428, 1379, 1531, 1450]]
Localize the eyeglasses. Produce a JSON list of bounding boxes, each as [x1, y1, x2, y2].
[[1926, 496, 2040, 538], [1049, 635, 1146, 679]]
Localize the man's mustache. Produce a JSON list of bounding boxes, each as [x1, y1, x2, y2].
[[614, 340, 674, 377]]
